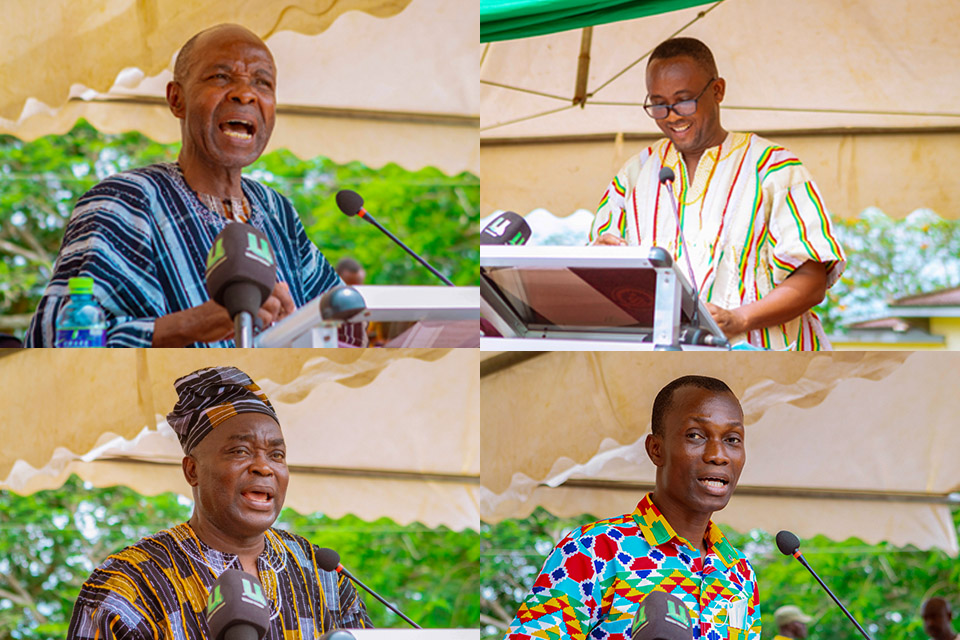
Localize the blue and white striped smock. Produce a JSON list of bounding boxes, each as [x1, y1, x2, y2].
[[26, 162, 341, 347]]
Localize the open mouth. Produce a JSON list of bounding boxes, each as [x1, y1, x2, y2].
[[240, 487, 274, 507], [219, 119, 255, 141], [668, 122, 693, 135], [698, 476, 729, 490]]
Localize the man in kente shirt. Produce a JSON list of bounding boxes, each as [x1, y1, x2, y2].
[[591, 37, 845, 350], [504, 375, 760, 640], [66, 366, 372, 639]]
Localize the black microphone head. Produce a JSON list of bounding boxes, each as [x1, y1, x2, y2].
[[335, 190, 365, 217], [659, 167, 675, 185], [319, 285, 366, 321], [206, 569, 270, 640], [632, 591, 693, 640], [776, 530, 801, 556], [205, 223, 277, 319], [480, 211, 532, 246], [315, 548, 341, 572]]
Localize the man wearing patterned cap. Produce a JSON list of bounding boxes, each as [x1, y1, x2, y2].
[[66, 366, 372, 639], [504, 375, 760, 640]]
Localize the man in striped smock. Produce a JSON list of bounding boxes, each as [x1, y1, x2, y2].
[[591, 38, 845, 350], [27, 24, 342, 347], [66, 366, 372, 639]]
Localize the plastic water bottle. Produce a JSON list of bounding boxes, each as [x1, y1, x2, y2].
[[55, 277, 107, 347]]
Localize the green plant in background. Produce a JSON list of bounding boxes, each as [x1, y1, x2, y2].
[[0, 120, 479, 336], [814, 208, 960, 335], [480, 507, 960, 640], [0, 475, 480, 639]]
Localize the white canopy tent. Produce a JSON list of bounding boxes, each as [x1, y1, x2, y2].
[[1, 0, 479, 175], [0, 348, 480, 531], [480, 351, 960, 554], [480, 0, 960, 219]]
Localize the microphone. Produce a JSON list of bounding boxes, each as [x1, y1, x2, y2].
[[335, 189, 454, 286], [480, 211, 531, 245], [776, 531, 874, 640], [658, 167, 702, 331], [631, 591, 693, 640], [205, 222, 278, 348], [206, 569, 270, 640], [318, 632, 356, 640], [316, 547, 422, 629]]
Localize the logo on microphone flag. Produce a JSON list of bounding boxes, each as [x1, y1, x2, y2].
[[206, 238, 226, 271], [241, 577, 268, 608], [206, 584, 224, 614], [245, 233, 275, 267]]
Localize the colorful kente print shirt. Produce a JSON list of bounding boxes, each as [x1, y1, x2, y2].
[[591, 132, 845, 350], [26, 162, 342, 347], [505, 494, 761, 640], [66, 523, 372, 639]]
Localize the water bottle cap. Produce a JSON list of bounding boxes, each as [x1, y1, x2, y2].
[[68, 277, 95, 295]]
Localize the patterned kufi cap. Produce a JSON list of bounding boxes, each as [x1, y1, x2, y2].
[[167, 366, 278, 453]]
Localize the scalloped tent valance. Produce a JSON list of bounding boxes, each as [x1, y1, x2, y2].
[[480, 0, 960, 218], [0, 0, 478, 174], [480, 351, 960, 554], [0, 349, 480, 531]]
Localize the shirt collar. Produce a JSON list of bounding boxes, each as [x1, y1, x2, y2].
[[630, 492, 740, 569]]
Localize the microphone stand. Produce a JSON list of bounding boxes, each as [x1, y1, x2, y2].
[[360, 213, 454, 286], [338, 565, 421, 629], [234, 311, 254, 348]]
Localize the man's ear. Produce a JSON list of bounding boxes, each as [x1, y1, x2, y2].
[[645, 432, 665, 467], [167, 81, 186, 119], [182, 455, 199, 487], [713, 77, 726, 104]]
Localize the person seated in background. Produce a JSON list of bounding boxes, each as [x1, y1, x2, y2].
[[335, 257, 366, 286], [590, 37, 845, 350], [66, 366, 372, 639], [773, 605, 812, 640], [923, 597, 958, 640], [27, 24, 344, 347]]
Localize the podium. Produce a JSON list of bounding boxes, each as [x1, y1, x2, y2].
[[332, 630, 478, 639], [257, 285, 480, 348], [480, 245, 727, 350]]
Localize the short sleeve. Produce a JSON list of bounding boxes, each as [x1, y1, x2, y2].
[[66, 571, 158, 640], [764, 161, 845, 289], [25, 181, 165, 347], [505, 530, 600, 639]]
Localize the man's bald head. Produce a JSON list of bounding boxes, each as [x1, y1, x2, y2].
[[173, 24, 273, 85]]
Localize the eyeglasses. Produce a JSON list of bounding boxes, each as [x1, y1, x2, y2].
[[644, 78, 717, 120]]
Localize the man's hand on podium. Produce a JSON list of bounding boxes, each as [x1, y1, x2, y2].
[[592, 233, 629, 246], [152, 282, 295, 347]]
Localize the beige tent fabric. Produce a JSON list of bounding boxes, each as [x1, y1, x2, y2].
[[0, 0, 410, 121], [479, 0, 960, 217], [479, 351, 960, 553], [0, 0, 480, 173], [0, 348, 480, 530], [479, 131, 960, 220]]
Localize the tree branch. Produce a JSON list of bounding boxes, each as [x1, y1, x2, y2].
[[0, 238, 46, 263], [480, 613, 510, 631]]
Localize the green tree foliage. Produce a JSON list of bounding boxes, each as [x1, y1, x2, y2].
[[0, 120, 479, 335], [0, 475, 480, 639], [481, 506, 960, 640], [814, 209, 960, 334]]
